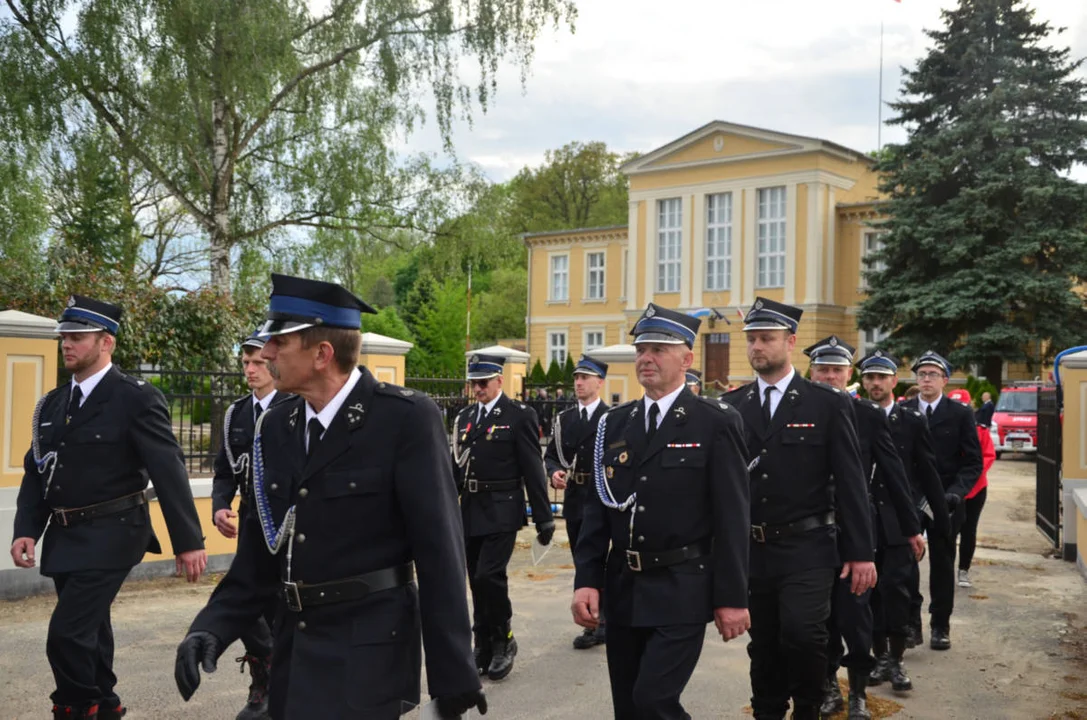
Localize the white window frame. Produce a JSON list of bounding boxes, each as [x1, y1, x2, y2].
[[583, 328, 605, 353], [656, 198, 682, 294], [861, 230, 887, 290], [585, 250, 606, 301], [705, 192, 732, 291], [860, 326, 890, 356], [621, 249, 629, 301], [549, 253, 569, 302], [756, 187, 786, 289], [547, 330, 568, 366]]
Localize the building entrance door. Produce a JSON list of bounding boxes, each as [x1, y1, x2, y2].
[[703, 333, 730, 391]]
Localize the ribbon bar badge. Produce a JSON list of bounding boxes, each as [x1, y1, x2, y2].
[[666, 443, 701, 448]]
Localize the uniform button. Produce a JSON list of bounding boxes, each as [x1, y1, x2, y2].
[[760, 449, 767, 456], [53, 486, 60, 492], [95, 434, 101, 439], [679, 458, 686, 463], [296, 534, 306, 543], [59, 442, 65, 447], [298, 621, 306, 630], [270, 483, 278, 491], [57, 464, 63, 469], [391, 630, 397, 637], [761, 474, 768, 480], [761, 497, 768, 503], [799, 436, 805, 441], [637, 505, 645, 513], [640, 476, 648, 482], [298, 488, 308, 498], [637, 535, 645, 542], [348, 482, 357, 489]]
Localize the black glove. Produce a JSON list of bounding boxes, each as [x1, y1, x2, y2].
[[945, 493, 961, 511], [175, 631, 223, 701], [536, 521, 555, 546], [436, 688, 488, 717]]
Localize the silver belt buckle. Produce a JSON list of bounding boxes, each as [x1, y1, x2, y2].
[[467, 478, 479, 493], [55, 509, 68, 527], [751, 525, 766, 543], [625, 550, 642, 572], [283, 581, 303, 612]]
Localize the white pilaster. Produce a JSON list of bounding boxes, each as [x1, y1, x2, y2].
[[784, 182, 798, 304], [627, 201, 640, 310]]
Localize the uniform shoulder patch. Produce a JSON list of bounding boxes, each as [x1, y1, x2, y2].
[[722, 383, 752, 400], [857, 398, 880, 410], [698, 395, 734, 413], [518, 403, 527, 410], [911, 409, 924, 418], [374, 382, 418, 402]]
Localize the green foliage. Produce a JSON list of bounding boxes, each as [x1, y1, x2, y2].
[[472, 267, 528, 346], [362, 307, 415, 343], [562, 354, 575, 383], [964, 375, 1000, 407], [545, 359, 564, 385], [528, 359, 547, 384], [405, 277, 467, 377], [858, 0, 1087, 382]]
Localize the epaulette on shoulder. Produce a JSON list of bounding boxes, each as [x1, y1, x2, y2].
[[699, 395, 735, 413], [374, 381, 418, 402], [119, 373, 149, 389], [609, 399, 638, 414], [810, 381, 843, 395], [911, 409, 924, 418], [722, 383, 753, 400], [856, 397, 880, 410]]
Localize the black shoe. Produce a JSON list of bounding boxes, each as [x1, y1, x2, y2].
[[930, 627, 951, 651], [235, 654, 271, 720], [889, 657, 913, 692], [487, 628, 518, 681], [473, 632, 493, 675], [98, 705, 126, 720], [818, 677, 844, 717], [847, 693, 871, 720], [867, 653, 891, 686], [572, 626, 605, 649], [905, 624, 923, 649]]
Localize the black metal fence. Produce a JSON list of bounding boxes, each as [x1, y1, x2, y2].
[[1035, 386, 1062, 551], [405, 376, 471, 434]]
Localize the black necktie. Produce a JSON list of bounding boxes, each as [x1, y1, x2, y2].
[[254, 402, 264, 424], [581, 407, 589, 424], [763, 386, 774, 426], [307, 418, 324, 459], [478, 405, 488, 426], [926, 404, 933, 419], [67, 385, 83, 424], [647, 402, 660, 443]]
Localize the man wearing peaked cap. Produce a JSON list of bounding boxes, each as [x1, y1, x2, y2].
[[685, 369, 703, 395], [209, 328, 293, 720], [177, 274, 486, 719], [573, 303, 751, 718], [807, 337, 925, 718], [723, 299, 874, 720], [900, 350, 981, 652], [12, 295, 206, 720], [545, 354, 610, 650], [453, 352, 554, 681]]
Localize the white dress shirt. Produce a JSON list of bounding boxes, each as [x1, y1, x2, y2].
[[304, 367, 362, 451], [71, 363, 113, 407], [920, 395, 942, 416], [643, 384, 685, 432], [756, 368, 796, 420], [477, 393, 502, 424], [254, 389, 278, 421], [578, 397, 602, 420]]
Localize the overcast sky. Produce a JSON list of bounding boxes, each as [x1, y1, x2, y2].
[[403, 0, 1087, 183]]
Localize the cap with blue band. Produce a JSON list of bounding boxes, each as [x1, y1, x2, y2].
[[259, 273, 376, 338], [574, 354, 608, 378], [911, 350, 952, 377], [858, 349, 899, 376], [630, 303, 701, 348], [742, 297, 802, 333], [804, 335, 856, 366], [686, 369, 702, 385], [467, 354, 505, 380], [55, 295, 122, 335], [241, 327, 266, 350]]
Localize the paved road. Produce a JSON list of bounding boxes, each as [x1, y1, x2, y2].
[[2, 459, 1085, 719]]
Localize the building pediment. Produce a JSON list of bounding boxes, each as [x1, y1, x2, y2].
[[621, 120, 871, 176]]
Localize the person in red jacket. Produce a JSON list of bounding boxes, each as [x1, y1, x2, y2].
[[947, 389, 996, 588]]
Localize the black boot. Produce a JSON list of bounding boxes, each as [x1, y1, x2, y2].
[[818, 676, 844, 717], [235, 654, 271, 720], [889, 636, 913, 692], [905, 623, 923, 649], [487, 624, 518, 681], [930, 626, 951, 650], [53, 705, 98, 720], [98, 704, 126, 720], [473, 630, 493, 675], [846, 670, 871, 720], [868, 636, 890, 686]]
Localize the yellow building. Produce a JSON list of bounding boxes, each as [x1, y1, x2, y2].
[[524, 120, 893, 396]]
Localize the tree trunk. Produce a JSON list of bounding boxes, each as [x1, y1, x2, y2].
[[982, 357, 1003, 386], [209, 96, 232, 292]]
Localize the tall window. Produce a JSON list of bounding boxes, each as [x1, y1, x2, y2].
[[584, 330, 604, 351], [705, 192, 732, 291], [550, 254, 569, 301], [862, 231, 886, 289], [863, 327, 890, 354], [586, 251, 606, 300], [548, 331, 568, 365], [756, 187, 786, 288], [657, 198, 682, 293]]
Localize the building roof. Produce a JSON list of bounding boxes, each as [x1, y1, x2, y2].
[[521, 224, 629, 246]]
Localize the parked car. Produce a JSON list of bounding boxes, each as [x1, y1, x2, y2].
[[990, 383, 1045, 459]]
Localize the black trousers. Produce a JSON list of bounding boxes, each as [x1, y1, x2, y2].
[[235, 502, 277, 658], [566, 499, 605, 631], [605, 623, 705, 720], [747, 567, 836, 720], [871, 544, 916, 642], [959, 487, 988, 572], [826, 576, 874, 677], [47, 568, 131, 707], [465, 532, 517, 634], [912, 510, 964, 630]]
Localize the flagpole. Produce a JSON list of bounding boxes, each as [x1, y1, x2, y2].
[[878, 20, 884, 152]]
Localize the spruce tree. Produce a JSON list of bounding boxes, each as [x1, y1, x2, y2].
[[858, 0, 1087, 381]]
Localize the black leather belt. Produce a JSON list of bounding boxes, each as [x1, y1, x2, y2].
[[52, 491, 148, 528], [624, 538, 712, 572], [466, 478, 521, 493], [571, 472, 593, 485], [751, 512, 835, 543], [283, 562, 415, 612]]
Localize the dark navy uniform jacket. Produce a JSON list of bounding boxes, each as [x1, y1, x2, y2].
[[724, 375, 873, 578], [543, 401, 608, 521], [189, 369, 480, 718], [453, 393, 554, 536], [853, 398, 922, 547], [14, 365, 204, 575], [884, 402, 952, 539], [574, 388, 751, 626], [903, 396, 983, 504], [210, 391, 292, 521]]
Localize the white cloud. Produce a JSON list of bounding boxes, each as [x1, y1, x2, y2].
[[402, 0, 1087, 182]]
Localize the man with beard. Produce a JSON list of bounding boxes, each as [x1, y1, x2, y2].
[[545, 354, 609, 650], [572, 303, 750, 720], [452, 354, 555, 681], [723, 298, 875, 720], [12, 295, 206, 720], [902, 351, 982, 651], [209, 329, 292, 720], [175, 274, 484, 719]]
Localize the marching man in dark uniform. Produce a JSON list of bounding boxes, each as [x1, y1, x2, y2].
[[572, 303, 751, 720], [805, 337, 924, 719], [723, 298, 875, 720], [857, 351, 950, 694], [453, 354, 555, 680], [902, 351, 982, 651], [175, 274, 485, 719], [545, 354, 610, 650], [11, 295, 207, 720], [210, 329, 291, 720]]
